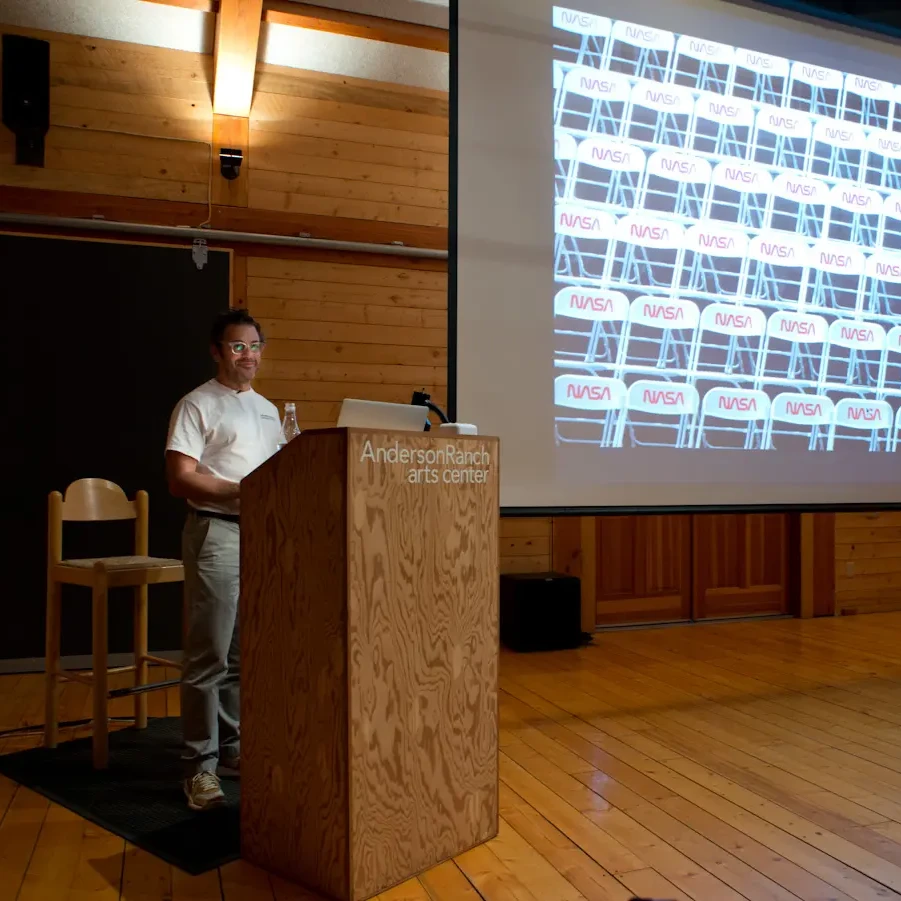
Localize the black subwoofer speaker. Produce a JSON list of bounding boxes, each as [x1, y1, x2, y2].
[[500, 571, 584, 652], [2, 33, 50, 167]]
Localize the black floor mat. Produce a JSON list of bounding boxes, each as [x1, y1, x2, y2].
[[0, 717, 239, 874]]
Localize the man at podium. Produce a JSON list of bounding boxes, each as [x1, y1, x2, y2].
[[165, 309, 281, 811]]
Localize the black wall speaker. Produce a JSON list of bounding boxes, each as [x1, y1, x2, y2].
[[500, 571, 585, 652], [2, 33, 50, 167]]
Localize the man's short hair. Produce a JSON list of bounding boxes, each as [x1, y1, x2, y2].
[[210, 308, 265, 346]]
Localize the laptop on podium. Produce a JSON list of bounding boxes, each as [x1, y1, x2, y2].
[[337, 398, 429, 432]]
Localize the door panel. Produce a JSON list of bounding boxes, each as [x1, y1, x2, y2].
[[595, 515, 692, 626], [692, 513, 791, 619]]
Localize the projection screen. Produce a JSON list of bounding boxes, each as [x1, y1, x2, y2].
[[453, 0, 901, 511]]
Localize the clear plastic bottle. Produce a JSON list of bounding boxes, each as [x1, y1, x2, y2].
[[280, 401, 301, 447]]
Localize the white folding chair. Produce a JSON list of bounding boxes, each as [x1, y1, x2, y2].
[[787, 60, 844, 120], [606, 19, 674, 82], [618, 295, 700, 377], [765, 172, 829, 240], [692, 387, 771, 449], [691, 95, 756, 162], [680, 222, 748, 302], [731, 47, 789, 107], [624, 80, 696, 150], [878, 325, 901, 396], [893, 404, 901, 452], [825, 181, 882, 249], [565, 137, 646, 211], [741, 231, 812, 312], [809, 118, 867, 184], [881, 190, 901, 253], [841, 72, 894, 130], [607, 213, 686, 294], [755, 311, 829, 390], [863, 249, 901, 318], [707, 160, 773, 231], [554, 374, 627, 447], [819, 318, 887, 394], [807, 241, 867, 315], [687, 302, 767, 382], [554, 66, 631, 136], [552, 7, 612, 69], [554, 203, 616, 282], [864, 128, 901, 193], [751, 105, 812, 174], [827, 398, 894, 451], [640, 149, 711, 220], [554, 286, 630, 368], [671, 34, 735, 94], [763, 392, 834, 450], [555, 129, 579, 201], [614, 379, 700, 448]]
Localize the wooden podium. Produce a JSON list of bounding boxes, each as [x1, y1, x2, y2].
[[239, 427, 500, 901]]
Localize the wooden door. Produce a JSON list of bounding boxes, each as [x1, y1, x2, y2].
[[594, 515, 693, 626], [692, 513, 793, 619]]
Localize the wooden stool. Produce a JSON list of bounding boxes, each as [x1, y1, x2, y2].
[[45, 478, 185, 769]]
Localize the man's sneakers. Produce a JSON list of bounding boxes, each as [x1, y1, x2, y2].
[[184, 771, 226, 811]]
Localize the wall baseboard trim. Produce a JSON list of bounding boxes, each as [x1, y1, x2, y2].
[[0, 651, 184, 675]]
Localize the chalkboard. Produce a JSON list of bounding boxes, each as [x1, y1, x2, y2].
[[0, 233, 231, 664]]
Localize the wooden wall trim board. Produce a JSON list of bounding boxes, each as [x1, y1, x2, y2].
[[212, 0, 265, 118]]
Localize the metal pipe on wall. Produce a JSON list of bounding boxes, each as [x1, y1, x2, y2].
[[0, 212, 450, 260]]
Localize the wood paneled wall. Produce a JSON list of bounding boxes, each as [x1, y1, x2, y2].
[[1, 20, 898, 604]]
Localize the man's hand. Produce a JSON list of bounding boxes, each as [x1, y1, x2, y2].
[[166, 451, 240, 504]]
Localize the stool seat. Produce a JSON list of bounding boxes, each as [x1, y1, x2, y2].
[[60, 556, 183, 570]]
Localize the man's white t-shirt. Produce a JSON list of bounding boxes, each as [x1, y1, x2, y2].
[[166, 378, 282, 515]]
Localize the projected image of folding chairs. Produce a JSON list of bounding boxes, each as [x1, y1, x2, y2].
[[863, 249, 901, 317], [809, 118, 868, 185], [841, 72, 894, 131], [552, 7, 611, 68], [564, 137, 647, 212], [691, 386, 771, 449], [690, 95, 756, 163], [555, 129, 579, 200], [806, 241, 867, 315], [826, 397, 895, 451], [819, 317, 887, 394], [787, 60, 844, 121], [750, 105, 813, 174], [707, 160, 773, 231], [554, 286, 630, 367], [754, 311, 829, 390], [625, 80, 696, 150], [554, 203, 616, 282], [686, 302, 767, 382], [762, 391, 835, 450], [671, 33, 735, 94], [825, 182, 882, 249], [554, 66, 632, 136], [881, 191, 901, 253], [618, 295, 700, 377], [741, 232, 812, 311], [680, 222, 749, 301], [639, 150, 711, 221], [877, 325, 901, 397], [765, 172, 828, 240], [607, 213, 686, 294], [731, 47, 789, 107], [606, 19, 674, 82], [613, 378, 700, 448], [554, 374, 628, 447], [865, 128, 901, 193]]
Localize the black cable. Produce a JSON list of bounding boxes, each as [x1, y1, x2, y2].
[[0, 716, 134, 739]]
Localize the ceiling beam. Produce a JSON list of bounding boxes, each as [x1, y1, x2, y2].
[[140, 0, 218, 12], [213, 0, 265, 117], [263, 1, 448, 53]]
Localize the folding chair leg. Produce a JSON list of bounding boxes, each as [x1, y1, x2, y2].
[[92, 568, 109, 770], [44, 581, 61, 749], [134, 585, 148, 729]]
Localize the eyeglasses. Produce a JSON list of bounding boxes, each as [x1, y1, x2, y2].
[[224, 341, 264, 355]]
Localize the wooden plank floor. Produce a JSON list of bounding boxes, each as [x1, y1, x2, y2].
[[6, 613, 901, 900]]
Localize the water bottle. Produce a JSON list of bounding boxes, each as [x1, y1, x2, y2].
[[279, 402, 301, 447]]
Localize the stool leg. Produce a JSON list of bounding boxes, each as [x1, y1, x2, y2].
[[134, 584, 148, 729], [92, 569, 109, 769], [44, 580, 61, 748]]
